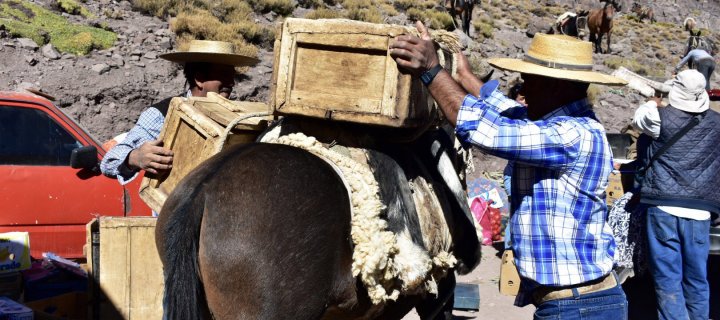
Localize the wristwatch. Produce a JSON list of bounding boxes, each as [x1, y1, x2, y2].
[[420, 64, 443, 86]]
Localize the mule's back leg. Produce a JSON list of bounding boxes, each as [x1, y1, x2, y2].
[[197, 144, 356, 320]]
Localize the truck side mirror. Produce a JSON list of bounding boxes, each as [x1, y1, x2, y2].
[[70, 145, 98, 170]]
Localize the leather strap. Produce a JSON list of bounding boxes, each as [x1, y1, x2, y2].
[[532, 273, 617, 305]]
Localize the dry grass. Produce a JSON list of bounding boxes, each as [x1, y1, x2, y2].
[[246, 0, 295, 16], [171, 8, 259, 56], [346, 6, 382, 23], [473, 15, 494, 41], [306, 7, 342, 19]]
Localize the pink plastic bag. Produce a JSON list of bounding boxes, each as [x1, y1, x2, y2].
[[470, 197, 493, 245]]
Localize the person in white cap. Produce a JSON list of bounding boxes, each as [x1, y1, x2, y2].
[[632, 69, 719, 320], [390, 22, 628, 319], [100, 40, 258, 184]]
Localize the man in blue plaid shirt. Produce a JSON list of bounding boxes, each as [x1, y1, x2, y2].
[[101, 40, 258, 185], [391, 23, 628, 319]]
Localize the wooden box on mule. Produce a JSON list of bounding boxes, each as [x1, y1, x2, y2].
[[271, 18, 450, 128], [86, 217, 163, 320], [139, 93, 271, 213]]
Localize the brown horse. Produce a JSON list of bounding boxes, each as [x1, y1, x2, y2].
[[587, 0, 621, 54], [155, 127, 481, 319], [630, 2, 655, 23], [445, 0, 474, 35]]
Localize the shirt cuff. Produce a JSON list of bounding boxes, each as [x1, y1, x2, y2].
[[116, 161, 140, 185]]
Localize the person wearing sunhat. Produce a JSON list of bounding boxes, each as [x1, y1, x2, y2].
[[390, 22, 628, 318], [101, 40, 259, 184], [632, 69, 719, 320]]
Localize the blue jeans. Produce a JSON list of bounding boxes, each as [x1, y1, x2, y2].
[[646, 206, 710, 320], [533, 273, 628, 320]]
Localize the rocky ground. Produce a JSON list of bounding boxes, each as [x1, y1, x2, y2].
[[0, 0, 718, 158]]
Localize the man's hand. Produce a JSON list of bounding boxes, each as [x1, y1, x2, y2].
[[389, 21, 439, 76], [127, 140, 173, 175]]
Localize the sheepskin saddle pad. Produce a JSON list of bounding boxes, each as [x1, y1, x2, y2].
[[262, 131, 457, 304]]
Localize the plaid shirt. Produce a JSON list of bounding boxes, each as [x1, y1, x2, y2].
[[100, 93, 188, 185], [456, 87, 615, 298]]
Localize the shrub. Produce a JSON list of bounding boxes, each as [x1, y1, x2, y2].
[[425, 10, 453, 30], [379, 3, 397, 17], [406, 7, 425, 21], [346, 7, 382, 23], [207, 0, 253, 23], [246, 0, 295, 16], [56, 0, 93, 18], [306, 8, 342, 19], [473, 15, 494, 40], [0, 0, 116, 55], [171, 8, 261, 54], [393, 0, 417, 10]]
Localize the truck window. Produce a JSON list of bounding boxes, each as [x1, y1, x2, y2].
[[0, 105, 82, 166]]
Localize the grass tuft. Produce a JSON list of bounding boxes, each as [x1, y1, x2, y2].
[[306, 7, 342, 19], [55, 0, 94, 18]]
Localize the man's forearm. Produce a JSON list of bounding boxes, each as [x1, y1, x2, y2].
[[457, 68, 484, 97], [427, 69, 469, 126]]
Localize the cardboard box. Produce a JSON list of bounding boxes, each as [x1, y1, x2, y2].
[[272, 18, 454, 128], [499, 249, 520, 296], [87, 217, 163, 320], [139, 93, 270, 213], [25, 292, 86, 320], [0, 232, 31, 274], [0, 297, 33, 320]]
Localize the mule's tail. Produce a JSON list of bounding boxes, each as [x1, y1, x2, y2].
[[156, 159, 220, 320]]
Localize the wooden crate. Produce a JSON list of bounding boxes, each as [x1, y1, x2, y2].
[[139, 93, 270, 213], [272, 18, 446, 128], [86, 217, 163, 320]]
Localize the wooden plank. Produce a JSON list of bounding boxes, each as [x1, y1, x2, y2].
[[295, 33, 388, 50], [289, 90, 382, 113], [99, 218, 130, 319], [96, 217, 163, 320]]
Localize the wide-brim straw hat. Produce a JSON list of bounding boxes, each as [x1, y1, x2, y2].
[[160, 40, 259, 67], [488, 34, 627, 86]]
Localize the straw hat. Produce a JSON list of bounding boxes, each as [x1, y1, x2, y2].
[[159, 40, 259, 67], [668, 69, 709, 113], [488, 34, 627, 86]]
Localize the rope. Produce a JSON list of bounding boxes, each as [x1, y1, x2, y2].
[[214, 112, 273, 153]]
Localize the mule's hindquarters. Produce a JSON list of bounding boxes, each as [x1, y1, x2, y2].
[[157, 143, 357, 320]]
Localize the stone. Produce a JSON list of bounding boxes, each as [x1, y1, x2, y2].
[[143, 52, 157, 59], [91, 63, 111, 74], [130, 55, 140, 61], [41, 44, 60, 60], [17, 38, 39, 50], [158, 37, 172, 50], [25, 55, 38, 66]]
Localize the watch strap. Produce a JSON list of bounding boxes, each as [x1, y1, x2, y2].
[[420, 64, 443, 86]]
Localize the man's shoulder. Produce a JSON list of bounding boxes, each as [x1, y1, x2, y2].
[[148, 96, 179, 117]]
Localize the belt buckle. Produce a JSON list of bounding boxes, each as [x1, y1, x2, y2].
[[532, 273, 616, 305]]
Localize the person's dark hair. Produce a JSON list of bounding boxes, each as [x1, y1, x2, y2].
[[508, 82, 523, 100], [183, 62, 211, 90]]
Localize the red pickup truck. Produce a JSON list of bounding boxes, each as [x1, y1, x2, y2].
[[0, 91, 152, 259]]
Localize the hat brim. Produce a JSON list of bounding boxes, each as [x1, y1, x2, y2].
[[488, 58, 628, 86], [159, 52, 260, 67]]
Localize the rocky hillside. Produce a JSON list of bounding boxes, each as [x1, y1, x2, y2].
[[0, 0, 718, 154]]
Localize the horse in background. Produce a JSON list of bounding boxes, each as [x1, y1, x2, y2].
[[630, 2, 655, 23], [685, 29, 716, 57], [551, 10, 589, 39], [587, 0, 621, 53], [684, 17, 697, 33], [445, 0, 475, 35]]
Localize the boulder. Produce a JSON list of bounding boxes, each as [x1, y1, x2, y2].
[[17, 38, 39, 50], [91, 63, 111, 74], [143, 52, 157, 60], [41, 44, 60, 60]]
